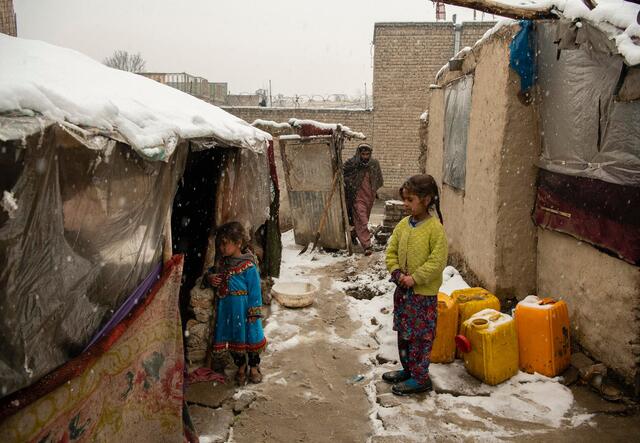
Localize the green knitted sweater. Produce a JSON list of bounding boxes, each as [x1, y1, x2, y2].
[[385, 215, 448, 296]]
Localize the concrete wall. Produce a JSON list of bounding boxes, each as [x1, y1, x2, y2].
[[537, 229, 640, 387], [373, 22, 494, 197], [0, 0, 16, 36], [426, 25, 538, 297]]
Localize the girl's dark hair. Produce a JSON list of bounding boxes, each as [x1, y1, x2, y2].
[[399, 174, 443, 224], [216, 221, 247, 248]]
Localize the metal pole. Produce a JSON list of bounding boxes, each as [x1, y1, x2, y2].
[[269, 80, 272, 107]]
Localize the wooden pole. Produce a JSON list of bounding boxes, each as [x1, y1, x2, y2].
[[437, 0, 555, 20]]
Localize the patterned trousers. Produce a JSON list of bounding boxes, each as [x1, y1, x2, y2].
[[393, 288, 438, 384]]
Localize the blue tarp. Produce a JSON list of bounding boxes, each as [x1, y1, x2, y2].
[[509, 20, 535, 94]]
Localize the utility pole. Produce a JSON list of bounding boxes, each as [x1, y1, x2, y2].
[[364, 82, 368, 109], [269, 80, 272, 107]]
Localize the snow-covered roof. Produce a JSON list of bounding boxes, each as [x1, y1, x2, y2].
[[0, 35, 271, 160], [440, 0, 640, 65]]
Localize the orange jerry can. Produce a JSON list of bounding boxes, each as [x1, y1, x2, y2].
[[431, 292, 458, 363], [451, 287, 501, 334], [515, 295, 571, 377]]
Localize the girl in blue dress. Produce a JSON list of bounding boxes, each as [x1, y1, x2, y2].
[[205, 221, 266, 385]]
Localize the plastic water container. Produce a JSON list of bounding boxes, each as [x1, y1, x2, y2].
[[431, 292, 458, 364], [456, 309, 519, 385], [451, 287, 501, 334], [515, 295, 571, 377]]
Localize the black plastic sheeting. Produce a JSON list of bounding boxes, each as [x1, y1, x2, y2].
[[0, 126, 186, 397], [536, 21, 640, 187]]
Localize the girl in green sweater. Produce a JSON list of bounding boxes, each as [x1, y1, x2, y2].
[[384, 174, 448, 395]]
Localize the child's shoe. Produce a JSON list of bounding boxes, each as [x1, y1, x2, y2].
[[382, 369, 410, 384], [249, 366, 263, 384], [235, 365, 247, 385], [391, 377, 433, 396]]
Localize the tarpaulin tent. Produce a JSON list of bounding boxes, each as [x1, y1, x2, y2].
[[0, 34, 278, 440]]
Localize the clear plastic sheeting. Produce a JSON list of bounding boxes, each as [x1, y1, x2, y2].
[[0, 125, 186, 397], [443, 74, 474, 190], [536, 21, 640, 187], [215, 148, 272, 239]]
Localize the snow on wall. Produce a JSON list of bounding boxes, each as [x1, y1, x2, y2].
[[0, 34, 271, 160], [474, 0, 640, 65]]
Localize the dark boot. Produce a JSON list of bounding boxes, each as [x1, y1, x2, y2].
[[382, 369, 410, 384], [391, 377, 433, 396]]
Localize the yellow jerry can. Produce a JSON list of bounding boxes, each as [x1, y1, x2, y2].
[[456, 309, 519, 385], [451, 287, 501, 334], [515, 295, 571, 377], [431, 292, 458, 363]]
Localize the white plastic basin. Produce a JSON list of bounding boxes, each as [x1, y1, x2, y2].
[[271, 281, 317, 308]]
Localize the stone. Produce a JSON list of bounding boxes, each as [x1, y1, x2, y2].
[[233, 391, 257, 414], [560, 366, 579, 386], [376, 354, 396, 365], [375, 380, 392, 395], [377, 393, 401, 408], [570, 352, 595, 371], [186, 379, 235, 408], [188, 405, 234, 443]]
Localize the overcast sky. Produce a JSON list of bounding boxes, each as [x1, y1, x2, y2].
[[14, 0, 495, 97]]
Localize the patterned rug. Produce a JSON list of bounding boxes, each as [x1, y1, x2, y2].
[[0, 255, 196, 442]]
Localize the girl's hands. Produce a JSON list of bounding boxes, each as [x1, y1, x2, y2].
[[208, 273, 222, 287], [399, 274, 415, 288]]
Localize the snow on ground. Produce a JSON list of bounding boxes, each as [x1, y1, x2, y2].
[[266, 231, 593, 440]]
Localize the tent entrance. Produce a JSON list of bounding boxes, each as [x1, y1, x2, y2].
[[171, 147, 227, 313]]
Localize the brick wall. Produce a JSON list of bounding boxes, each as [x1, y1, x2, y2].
[[222, 107, 374, 161], [372, 22, 494, 196], [0, 0, 16, 36]]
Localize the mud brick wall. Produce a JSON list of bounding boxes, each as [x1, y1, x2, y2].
[[372, 22, 494, 197], [0, 0, 17, 36]]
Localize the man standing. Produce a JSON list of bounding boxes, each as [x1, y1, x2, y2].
[[343, 143, 384, 255]]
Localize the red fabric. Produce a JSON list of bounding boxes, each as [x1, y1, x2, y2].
[[295, 123, 333, 137], [533, 170, 639, 265], [186, 368, 226, 385], [0, 255, 184, 421]]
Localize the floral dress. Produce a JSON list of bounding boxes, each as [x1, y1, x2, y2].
[[208, 256, 266, 354]]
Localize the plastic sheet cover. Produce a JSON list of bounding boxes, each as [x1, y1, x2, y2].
[[536, 21, 640, 187], [443, 74, 474, 190], [0, 125, 186, 397], [215, 148, 272, 237]]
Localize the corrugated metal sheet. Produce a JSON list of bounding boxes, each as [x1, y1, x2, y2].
[[281, 136, 349, 250]]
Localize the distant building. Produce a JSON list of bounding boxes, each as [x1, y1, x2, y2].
[[139, 72, 228, 105], [0, 0, 17, 36]]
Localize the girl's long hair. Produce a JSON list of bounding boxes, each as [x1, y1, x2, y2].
[[399, 174, 443, 224]]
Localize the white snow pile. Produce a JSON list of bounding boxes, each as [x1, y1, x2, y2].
[[518, 294, 556, 310], [288, 118, 366, 139], [0, 34, 271, 160], [1, 190, 18, 219], [439, 265, 471, 295]]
